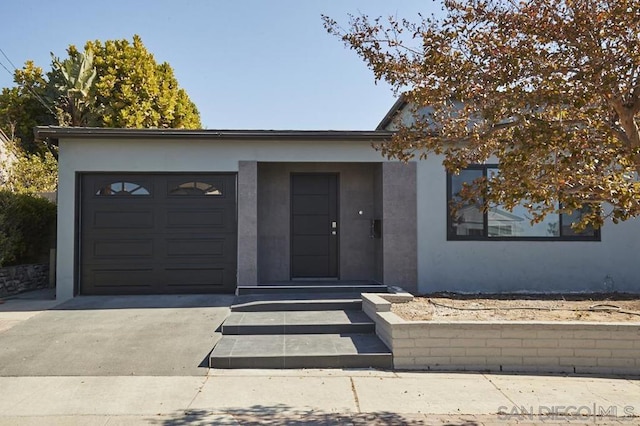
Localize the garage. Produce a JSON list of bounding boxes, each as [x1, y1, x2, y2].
[[80, 173, 237, 295]]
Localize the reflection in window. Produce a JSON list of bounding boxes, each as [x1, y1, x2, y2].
[[169, 181, 222, 196], [561, 207, 596, 237], [448, 165, 599, 240], [450, 169, 483, 237], [96, 182, 150, 196], [486, 167, 560, 237]]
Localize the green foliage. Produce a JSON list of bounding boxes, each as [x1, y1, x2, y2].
[[0, 190, 56, 267], [0, 62, 55, 154], [0, 35, 201, 149], [50, 47, 98, 127], [2, 147, 58, 194], [86, 35, 201, 128]]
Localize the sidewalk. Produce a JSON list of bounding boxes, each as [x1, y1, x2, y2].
[[0, 369, 637, 425], [0, 292, 638, 425]]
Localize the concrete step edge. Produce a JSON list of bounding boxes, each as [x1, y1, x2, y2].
[[210, 353, 393, 369], [221, 323, 376, 335], [231, 300, 362, 312]]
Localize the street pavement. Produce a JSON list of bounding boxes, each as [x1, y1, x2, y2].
[[0, 290, 638, 425]]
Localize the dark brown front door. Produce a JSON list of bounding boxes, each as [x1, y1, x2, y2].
[[80, 173, 237, 295], [290, 173, 339, 278]]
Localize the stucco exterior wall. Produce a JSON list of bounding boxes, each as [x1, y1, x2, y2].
[[237, 161, 258, 285], [416, 155, 640, 294], [381, 162, 418, 293], [56, 136, 640, 299], [56, 138, 402, 300]]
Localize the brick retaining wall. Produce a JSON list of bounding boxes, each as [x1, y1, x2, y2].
[[0, 264, 50, 298], [363, 293, 640, 375]]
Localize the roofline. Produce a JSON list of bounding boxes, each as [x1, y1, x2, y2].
[[375, 96, 407, 130], [35, 126, 394, 142]]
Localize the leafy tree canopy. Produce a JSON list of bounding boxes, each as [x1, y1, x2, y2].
[[84, 35, 201, 128], [0, 35, 201, 154], [0, 62, 55, 154], [324, 0, 640, 228]]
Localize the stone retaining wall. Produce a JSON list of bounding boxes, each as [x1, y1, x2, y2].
[[0, 264, 50, 298], [363, 293, 640, 375]]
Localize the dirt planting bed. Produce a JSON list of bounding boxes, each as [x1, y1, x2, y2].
[[391, 294, 640, 322]]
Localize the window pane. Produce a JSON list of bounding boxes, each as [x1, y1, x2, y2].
[[96, 181, 150, 196], [488, 203, 559, 237], [447, 166, 598, 240], [562, 208, 596, 237], [486, 167, 559, 237], [450, 169, 484, 236], [169, 181, 222, 196]]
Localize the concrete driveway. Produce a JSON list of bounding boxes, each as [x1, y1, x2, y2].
[[0, 293, 234, 376]]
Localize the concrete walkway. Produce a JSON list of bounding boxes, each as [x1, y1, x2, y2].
[[0, 292, 638, 425]]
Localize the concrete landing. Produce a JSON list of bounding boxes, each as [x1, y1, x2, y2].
[[210, 333, 392, 369]]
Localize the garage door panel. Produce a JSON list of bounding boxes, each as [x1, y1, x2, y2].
[[164, 267, 229, 288], [165, 209, 228, 229], [81, 173, 237, 295], [87, 269, 155, 287], [166, 238, 226, 257], [91, 210, 155, 229], [93, 239, 154, 258]]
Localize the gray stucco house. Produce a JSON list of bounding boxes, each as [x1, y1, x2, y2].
[[38, 102, 640, 300]]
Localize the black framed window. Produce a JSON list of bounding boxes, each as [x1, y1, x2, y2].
[[447, 165, 600, 241]]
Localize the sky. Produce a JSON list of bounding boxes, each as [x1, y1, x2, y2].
[[0, 1, 442, 130]]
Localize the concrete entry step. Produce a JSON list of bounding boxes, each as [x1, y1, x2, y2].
[[210, 333, 393, 369], [222, 310, 375, 335], [231, 293, 363, 312], [237, 282, 388, 296]]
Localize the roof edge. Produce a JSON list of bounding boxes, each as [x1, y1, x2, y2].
[[375, 96, 407, 130], [35, 127, 394, 142]]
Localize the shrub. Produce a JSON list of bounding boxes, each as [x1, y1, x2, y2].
[[3, 150, 58, 194], [0, 190, 56, 267]]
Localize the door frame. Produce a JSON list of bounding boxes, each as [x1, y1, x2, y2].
[[289, 172, 340, 280]]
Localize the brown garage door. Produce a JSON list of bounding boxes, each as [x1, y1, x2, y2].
[[80, 173, 237, 295]]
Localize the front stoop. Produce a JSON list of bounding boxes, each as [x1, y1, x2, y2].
[[210, 284, 393, 369]]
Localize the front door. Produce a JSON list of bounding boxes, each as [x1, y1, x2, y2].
[[290, 173, 338, 278]]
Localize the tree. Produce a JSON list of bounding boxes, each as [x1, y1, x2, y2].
[[0, 36, 202, 193], [50, 47, 98, 127], [0, 61, 55, 154], [1, 148, 58, 195], [0, 35, 201, 146], [324, 0, 640, 228], [85, 35, 201, 128]]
